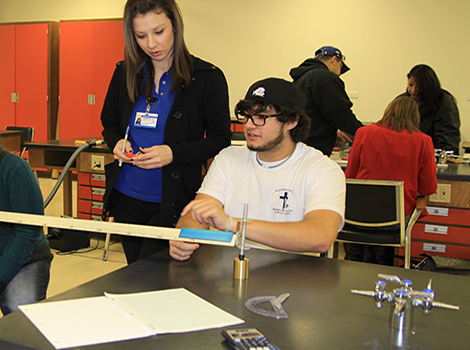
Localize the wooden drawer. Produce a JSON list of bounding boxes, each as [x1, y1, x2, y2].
[[411, 223, 470, 245], [78, 185, 105, 201], [78, 172, 106, 187], [78, 199, 104, 215], [419, 206, 470, 227], [400, 241, 470, 260]]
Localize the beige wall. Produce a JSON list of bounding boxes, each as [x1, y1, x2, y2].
[[2, 0, 469, 150]]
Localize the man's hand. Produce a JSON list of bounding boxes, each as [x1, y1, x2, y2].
[[169, 240, 200, 261], [335, 130, 353, 145], [180, 195, 230, 231]]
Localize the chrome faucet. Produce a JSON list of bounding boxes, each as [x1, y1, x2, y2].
[[352, 274, 459, 331]]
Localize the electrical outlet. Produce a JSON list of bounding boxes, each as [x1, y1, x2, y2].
[[430, 183, 451, 203], [439, 184, 451, 203], [430, 191, 440, 202], [91, 155, 104, 170]]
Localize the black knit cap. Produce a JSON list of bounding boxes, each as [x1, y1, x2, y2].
[[244, 78, 307, 110]]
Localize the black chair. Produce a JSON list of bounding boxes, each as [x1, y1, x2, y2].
[[327, 179, 423, 269], [5, 126, 34, 158]]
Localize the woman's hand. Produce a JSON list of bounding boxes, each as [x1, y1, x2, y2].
[[129, 145, 174, 169], [113, 139, 134, 164]]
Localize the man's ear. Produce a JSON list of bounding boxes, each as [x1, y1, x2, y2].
[[285, 119, 298, 131]]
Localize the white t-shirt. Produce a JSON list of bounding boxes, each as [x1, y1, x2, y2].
[[199, 143, 345, 231]]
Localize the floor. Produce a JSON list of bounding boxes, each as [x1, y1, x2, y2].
[[40, 177, 127, 299]]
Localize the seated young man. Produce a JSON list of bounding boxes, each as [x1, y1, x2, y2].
[[0, 145, 53, 315], [170, 78, 345, 261]]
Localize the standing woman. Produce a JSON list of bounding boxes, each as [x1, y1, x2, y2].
[[101, 0, 232, 264], [404, 64, 461, 155]]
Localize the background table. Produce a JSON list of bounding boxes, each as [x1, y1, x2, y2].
[[25, 136, 112, 216], [0, 130, 22, 152], [0, 246, 468, 349]]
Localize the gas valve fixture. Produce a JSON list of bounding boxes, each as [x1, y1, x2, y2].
[[352, 274, 459, 331]]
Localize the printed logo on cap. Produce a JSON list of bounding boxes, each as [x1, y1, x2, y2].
[[253, 87, 265, 97]]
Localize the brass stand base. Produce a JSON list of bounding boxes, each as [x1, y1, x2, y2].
[[233, 257, 249, 280]]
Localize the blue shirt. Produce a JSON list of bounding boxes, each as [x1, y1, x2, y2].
[[115, 69, 175, 202]]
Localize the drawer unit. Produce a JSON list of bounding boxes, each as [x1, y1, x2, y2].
[[78, 172, 106, 188], [78, 186, 105, 201], [77, 171, 106, 221], [78, 199, 103, 216], [404, 201, 470, 262], [411, 222, 470, 245], [420, 206, 470, 226], [400, 241, 470, 261]]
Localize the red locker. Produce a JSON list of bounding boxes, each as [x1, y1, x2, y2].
[[0, 25, 16, 128], [0, 22, 59, 141], [59, 20, 125, 139]]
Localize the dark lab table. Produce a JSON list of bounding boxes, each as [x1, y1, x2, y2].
[[435, 162, 470, 181], [0, 246, 468, 350], [0, 130, 22, 152]]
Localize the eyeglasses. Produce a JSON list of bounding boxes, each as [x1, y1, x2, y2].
[[235, 110, 281, 126]]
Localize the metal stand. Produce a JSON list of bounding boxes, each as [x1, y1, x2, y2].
[[233, 203, 249, 280]]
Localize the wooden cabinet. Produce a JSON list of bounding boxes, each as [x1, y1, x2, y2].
[[399, 175, 470, 261], [0, 22, 59, 141], [59, 19, 125, 140]]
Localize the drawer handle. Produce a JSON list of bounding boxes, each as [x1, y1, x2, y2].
[[424, 224, 448, 235], [426, 206, 449, 216], [423, 243, 446, 253]]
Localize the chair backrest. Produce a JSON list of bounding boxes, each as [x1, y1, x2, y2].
[[345, 179, 404, 226], [343, 178, 405, 246]]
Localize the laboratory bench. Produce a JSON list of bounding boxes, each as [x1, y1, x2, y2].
[[0, 245, 468, 350]]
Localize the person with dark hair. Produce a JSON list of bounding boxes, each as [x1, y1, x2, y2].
[[101, 0, 232, 264], [403, 64, 460, 155], [0, 145, 53, 315], [290, 46, 363, 156], [343, 96, 437, 265], [169, 78, 346, 261]]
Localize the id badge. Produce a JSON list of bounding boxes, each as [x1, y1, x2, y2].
[[135, 112, 158, 128]]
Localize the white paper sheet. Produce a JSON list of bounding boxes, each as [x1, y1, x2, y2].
[[105, 288, 243, 334], [19, 288, 244, 349]]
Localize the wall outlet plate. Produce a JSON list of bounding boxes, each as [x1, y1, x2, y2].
[[91, 155, 104, 170]]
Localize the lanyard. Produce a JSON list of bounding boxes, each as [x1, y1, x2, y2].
[[145, 97, 157, 114]]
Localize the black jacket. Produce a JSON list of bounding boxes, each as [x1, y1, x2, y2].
[[401, 91, 460, 155], [290, 59, 362, 156], [101, 56, 232, 226]]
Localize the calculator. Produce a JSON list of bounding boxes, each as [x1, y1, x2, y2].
[[222, 328, 280, 350]]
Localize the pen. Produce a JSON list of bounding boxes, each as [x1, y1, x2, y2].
[[119, 126, 130, 167]]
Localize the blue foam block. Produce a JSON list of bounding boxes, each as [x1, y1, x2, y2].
[[179, 228, 233, 242]]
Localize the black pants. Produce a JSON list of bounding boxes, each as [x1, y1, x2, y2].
[[113, 190, 170, 264], [343, 243, 394, 266]]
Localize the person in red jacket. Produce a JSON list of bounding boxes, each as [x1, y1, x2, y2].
[[344, 96, 437, 265]]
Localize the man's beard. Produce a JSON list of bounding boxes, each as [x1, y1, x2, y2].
[[247, 129, 284, 152]]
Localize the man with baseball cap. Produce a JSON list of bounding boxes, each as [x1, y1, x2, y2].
[[169, 78, 345, 261], [290, 46, 363, 156]]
